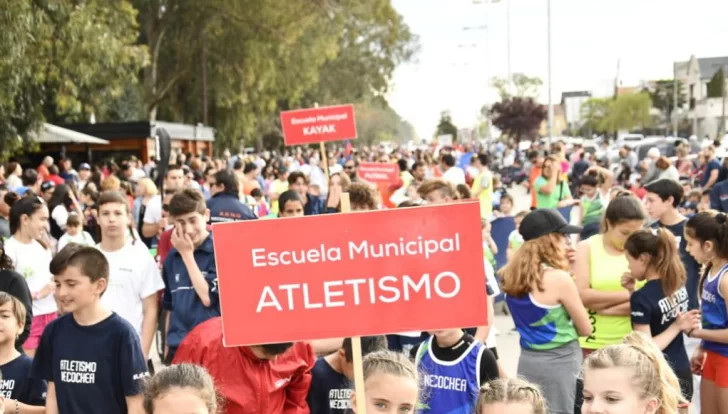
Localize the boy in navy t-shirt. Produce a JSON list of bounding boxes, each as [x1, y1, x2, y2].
[[307, 336, 387, 414], [30, 244, 149, 414], [0, 292, 46, 411], [162, 189, 220, 364]]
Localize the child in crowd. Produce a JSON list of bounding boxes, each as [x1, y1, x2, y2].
[[578, 174, 605, 240], [582, 331, 685, 414], [57, 213, 94, 251], [698, 189, 711, 212], [31, 244, 149, 413], [143, 364, 218, 414], [678, 202, 697, 217], [506, 211, 527, 261], [250, 188, 269, 218], [496, 193, 514, 217], [307, 336, 387, 414], [0, 292, 46, 412], [482, 219, 498, 270], [491, 174, 508, 209], [474, 378, 547, 414], [686, 189, 701, 206], [412, 328, 499, 413], [685, 211, 728, 413], [278, 190, 305, 218], [162, 189, 220, 364], [350, 350, 420, 414], [622, 229, 701, 406]]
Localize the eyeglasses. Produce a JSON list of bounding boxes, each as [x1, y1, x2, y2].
[[344, 165, 355, 170]]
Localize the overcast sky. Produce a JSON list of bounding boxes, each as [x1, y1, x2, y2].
[[387, 0, 728, 139]]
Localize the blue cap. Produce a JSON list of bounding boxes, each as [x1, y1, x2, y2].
[[79, 163, 91, 170]]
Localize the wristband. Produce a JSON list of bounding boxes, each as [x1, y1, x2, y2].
[[687, 328, 696, 338]]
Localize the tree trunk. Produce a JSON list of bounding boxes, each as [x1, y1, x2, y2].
[[201, 27, 208, 125]]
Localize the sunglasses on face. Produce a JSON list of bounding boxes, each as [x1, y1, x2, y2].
[[344, 165, 355, 170]]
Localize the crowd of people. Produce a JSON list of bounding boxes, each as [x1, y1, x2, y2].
[[0, 136, 724, 414]]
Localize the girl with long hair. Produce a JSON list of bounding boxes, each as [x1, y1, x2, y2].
[[0, 237, 32, 352], [684, 211, 728, 414], [622, 228, 701, 407], [350, 350, 420, 414], [501, 208, 591, 414]]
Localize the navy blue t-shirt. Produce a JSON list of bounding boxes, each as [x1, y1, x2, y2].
[[0, 354, 46, 404], [702, 159, 721, 187], [30, 312, 149, 414], [630, 280, 690, 372], [307, 358, 350, 414], [652, 219, 700, 310]]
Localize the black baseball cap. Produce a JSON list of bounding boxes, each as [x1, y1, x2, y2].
[[40, 181, 55, 192], [520, 208, 582, 241]]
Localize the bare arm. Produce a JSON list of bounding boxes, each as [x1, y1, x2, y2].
[[538, 174, 558, 194], [140, 295, 159, 361], [573, 241, 631, 310], [555, 270, 592, 336], [126, 395, 144, 414], [45, 382, 59, 414], [598, 301, 631, 316], [142, 222, 160, 238], [309, 338, 345, 356], [633, 323, 682, 351], [473, 296, 495, 343]]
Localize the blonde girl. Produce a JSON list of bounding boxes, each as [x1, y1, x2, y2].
[[582, 331, 685, 414], [501, 208, 591, 414], [351, 350, 420, 414], [143, 364, 218, 414], [475, 378, 548, 414]]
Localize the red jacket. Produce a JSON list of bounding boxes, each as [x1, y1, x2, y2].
[[173, 317, 314, 414]]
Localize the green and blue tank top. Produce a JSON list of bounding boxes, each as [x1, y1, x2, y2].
[[505, 289, 578, 350]]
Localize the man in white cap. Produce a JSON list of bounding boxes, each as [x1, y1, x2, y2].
[[640, 147, 662, 185]]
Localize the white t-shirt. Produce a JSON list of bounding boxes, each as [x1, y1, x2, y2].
[[57, 231, 95, 252], [97, 241, 165, 337], [142, 195, 162, 224], [4, 237, 57, 316], [442, 166, 466, 186]]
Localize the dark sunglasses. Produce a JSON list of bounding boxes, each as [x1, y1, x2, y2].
[[344, 165, 355, 170]]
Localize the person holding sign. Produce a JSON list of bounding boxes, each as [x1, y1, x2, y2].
[[501, 208, 592, 414], [172, 317, 314, 414], [307, 336, 387, 414]]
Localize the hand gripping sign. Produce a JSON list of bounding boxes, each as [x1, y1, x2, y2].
[[212, 201, 488, 346]]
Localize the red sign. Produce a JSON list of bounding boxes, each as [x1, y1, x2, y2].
[[212, 202, 488, 346], [358, 163, 398, 184], [280, 104, 357, 146]]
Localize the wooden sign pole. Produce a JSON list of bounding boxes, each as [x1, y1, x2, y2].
[[313, 102, 330, 186], [340, 193, 367, 414]]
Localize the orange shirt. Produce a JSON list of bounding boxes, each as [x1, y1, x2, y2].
[[529, 166, 542, 209]]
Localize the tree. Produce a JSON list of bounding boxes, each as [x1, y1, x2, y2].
[[489, 98, 547, 142], [490, 73, 543, 101], [707, 68, 725, 99], [648, 79, 686, 119], [580, 93, 652, 135], [435, 111, 458, 141], [0, 0, 146, 160]]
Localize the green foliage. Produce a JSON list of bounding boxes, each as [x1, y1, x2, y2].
[[707, 68, 725, 99], [0, 0, 147, 160], [355, 97, 415, 146], [581, 93, 653, 134], [649, 79, 686, 118], [435, 111, 458, 141]]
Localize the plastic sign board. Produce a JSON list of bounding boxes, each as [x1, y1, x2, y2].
[[358, 162, 398, 184], [280, 104, 357, 146], [212, 202, 488, 346]]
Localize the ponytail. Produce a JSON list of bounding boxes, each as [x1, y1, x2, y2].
[[8, 196, 45, 236], [624, 229, 685, 297]]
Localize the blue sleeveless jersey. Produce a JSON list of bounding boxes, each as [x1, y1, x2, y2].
[[702, 264, 728, 357], [415, 337, 483, 414]]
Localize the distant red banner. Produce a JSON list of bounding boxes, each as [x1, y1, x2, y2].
[[358, 163, 398, 184], [280, 104, 357, 146]]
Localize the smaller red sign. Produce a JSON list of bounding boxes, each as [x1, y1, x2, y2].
[[280, 104, 357, 146], [358, 163, 398, 184]]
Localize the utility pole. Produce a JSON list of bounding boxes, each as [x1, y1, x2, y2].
[[506, 0, 512, 96], [672, 69, 678, 137], [546, 0, 553, 145]]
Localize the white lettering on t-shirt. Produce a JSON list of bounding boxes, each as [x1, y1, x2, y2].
[[0, 379, 15, 398], [60, 359, 97, 384], [659, 287, 689, 325], [329, 388, 352, 409], [424, 374, 468, 392]]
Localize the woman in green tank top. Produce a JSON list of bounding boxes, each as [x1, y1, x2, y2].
[[574, 193, 647, 356]]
